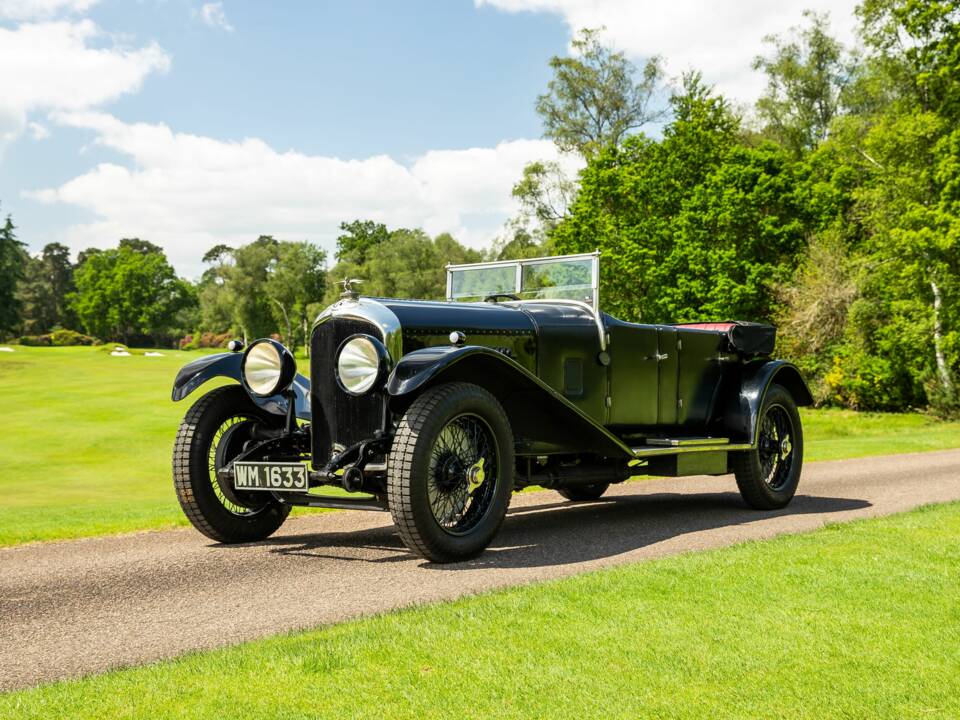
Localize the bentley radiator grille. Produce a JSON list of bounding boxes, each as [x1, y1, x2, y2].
[[310, 317, 385, 467]]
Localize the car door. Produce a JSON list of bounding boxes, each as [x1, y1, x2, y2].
[[656, 326, 679, 426], [675, 328, 726, 428], [606, 319, 659, 428]]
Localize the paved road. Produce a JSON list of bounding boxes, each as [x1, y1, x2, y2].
[[2, 449, 959, 691]]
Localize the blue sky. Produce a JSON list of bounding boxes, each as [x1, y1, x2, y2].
[[81, 0, 565, 157], [0, 0, 859, 275]]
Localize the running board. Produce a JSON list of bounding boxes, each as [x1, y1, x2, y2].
[[278, 494, 388, 512], [631, 438, 753, 458]]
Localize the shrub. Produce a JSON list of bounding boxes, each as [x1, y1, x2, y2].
[[18, 335, 52, 346], [180, 332, 232, 350], [49, 329, 96, 346], [19, 330, 97, 346], [926, 378, 960, 420], [822, 348, 923, 411]]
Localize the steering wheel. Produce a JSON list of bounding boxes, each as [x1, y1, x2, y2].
[[483, 293, 521, 303]]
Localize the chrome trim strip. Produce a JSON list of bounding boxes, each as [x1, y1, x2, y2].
[[312, 297, 402, 363], [444, 250, 600, 272], [646, 437, 731, 447]]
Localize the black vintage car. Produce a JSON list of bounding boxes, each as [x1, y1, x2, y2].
[[172, 252, 811, 562]]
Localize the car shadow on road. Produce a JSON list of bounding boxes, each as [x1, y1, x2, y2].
[[256, 488, 871, 569]]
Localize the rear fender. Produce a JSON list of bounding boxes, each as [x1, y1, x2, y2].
[[171, 352, 311, 420], [722, 360, 813, 443], [386, 345, 633, 459]]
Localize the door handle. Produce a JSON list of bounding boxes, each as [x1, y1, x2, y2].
[[655, 352, 669, 362]]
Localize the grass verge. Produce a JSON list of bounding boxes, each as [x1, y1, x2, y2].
[[2, 502, 959, 718], [2, 345, 960, 545]]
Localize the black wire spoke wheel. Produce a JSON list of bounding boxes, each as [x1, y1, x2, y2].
[[757, 404, 795, 491], [388, 382, 515, 563], [207, 415, 271, 516], [173, 385, 290, 543], [426, 413, 499, 535], [731, 383, 804, 510]]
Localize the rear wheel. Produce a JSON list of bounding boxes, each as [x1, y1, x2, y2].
[[173, 385, 291, 543], [731, 383, 803, 509], [557, 483, 609, 501], [388, 382, 514, 563]]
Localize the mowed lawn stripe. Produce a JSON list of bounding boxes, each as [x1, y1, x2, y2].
[[2, 502, 958, 719]]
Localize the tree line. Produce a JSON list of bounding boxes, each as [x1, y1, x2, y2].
[[0, 219, 498, 353], [1, 0, 957, 415]]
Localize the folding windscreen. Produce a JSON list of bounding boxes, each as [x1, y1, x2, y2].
[[446, 252, 600, 309]]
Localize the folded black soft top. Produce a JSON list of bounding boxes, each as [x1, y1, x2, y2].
[[671, 321, 776, 356]]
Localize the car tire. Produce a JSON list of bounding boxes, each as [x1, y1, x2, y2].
[[173, 385, 291, 543], [731, 383, 804, 510], [388, 382, 514, 563], [557, 483, 609, 501]]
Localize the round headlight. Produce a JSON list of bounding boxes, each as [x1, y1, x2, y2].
[[336, 335, 387, 395], [241, 339, 296, 397]]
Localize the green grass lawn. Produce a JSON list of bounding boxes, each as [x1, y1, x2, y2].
[[3, 502, 958, 718], [0, 346, 226, 545], [2, 345, 960, 546]]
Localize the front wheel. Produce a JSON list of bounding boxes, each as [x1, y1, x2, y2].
[[173, 385, 291, 543], [731, 383, 803, 509], [387, 382, 514, 563]]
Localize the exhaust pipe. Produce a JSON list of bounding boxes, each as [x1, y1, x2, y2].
[[521, 462, 632, 490]]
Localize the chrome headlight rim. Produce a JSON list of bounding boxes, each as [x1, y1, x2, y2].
[[240, 338, 297, 398], [335, 334, 388, 396]]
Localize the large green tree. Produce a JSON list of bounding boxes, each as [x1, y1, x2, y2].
[[18, 243, 77, 335], [0, 212, 27, 338], [858, 0, 960, 117], [196, 236, 328, 349], [363, 230, 481, 301], [72, 239, 194, 345], [553, 75, 807, 323], [228, 235, 282, 342], [536, 28, 664, 157], [323, 225, 481, 304], [753, 11, 855, 156], [335, 220, 390, 266], [265, 241, 327, 351]]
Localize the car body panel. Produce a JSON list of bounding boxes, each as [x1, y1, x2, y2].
[[722, 360, 813, 444], [172, 351, 311, 420], [386, 343, 634, 459]]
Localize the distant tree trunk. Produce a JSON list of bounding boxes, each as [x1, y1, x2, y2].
[[270, 298, 292, 349], [931, 277, 954, 394]]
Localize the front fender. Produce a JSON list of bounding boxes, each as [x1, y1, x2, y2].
[[723, 360, 813, 443], [386, 345, 633, 459], [172, 352, 311, 420]]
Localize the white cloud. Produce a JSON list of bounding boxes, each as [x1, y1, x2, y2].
[[28, 113, 582, 275], [476, 0, 860, 101], [0, 0, 98, 21], [27, 121, 49, 139], [195, 2, 233, 32], [0, 19, 170, 142]]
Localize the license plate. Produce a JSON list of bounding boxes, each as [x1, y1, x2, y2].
[[233, 462, 308, 492]]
